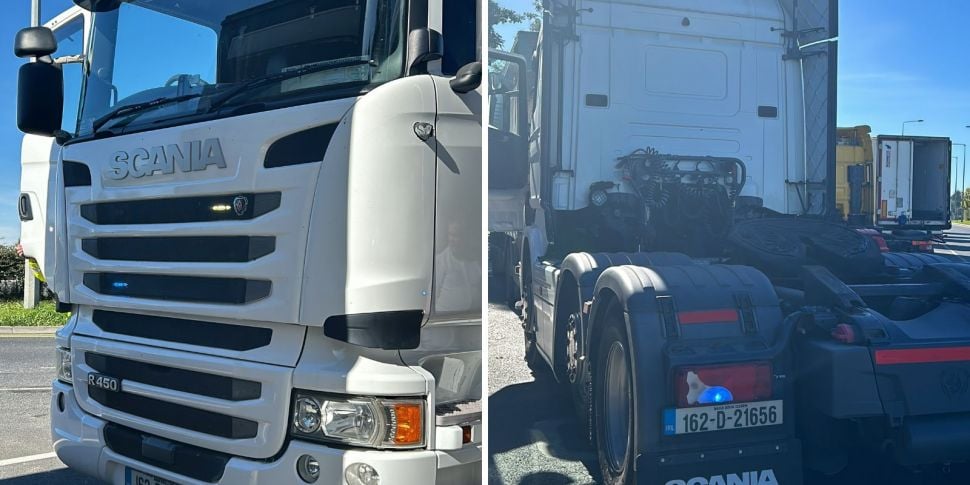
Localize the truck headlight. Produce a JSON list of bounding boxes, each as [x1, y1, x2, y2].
[[55, 347, 72, 384], [291, 391, 424, 449]]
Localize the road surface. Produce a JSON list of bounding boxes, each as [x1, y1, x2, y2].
[[0, 336, 99, 484], [938, 223, 970, 262]]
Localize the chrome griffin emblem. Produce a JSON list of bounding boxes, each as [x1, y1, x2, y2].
[[232, 196, 249, 216]]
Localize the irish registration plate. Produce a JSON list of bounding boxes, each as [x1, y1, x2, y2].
[[126, 467, 180, 485], [663, 400, 783, 435]]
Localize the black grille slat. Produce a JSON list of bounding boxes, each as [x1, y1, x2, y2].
[[89, 387, 258, 439], [80, 192, 281, 225], [86, 353, 261, 401], [82, 236, 276, 262], [104, 423, 230, 483], [92, 310, 272, 351], [83, 273, 271, 304]]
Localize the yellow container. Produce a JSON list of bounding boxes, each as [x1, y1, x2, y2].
[[835, 125, 874, 220]]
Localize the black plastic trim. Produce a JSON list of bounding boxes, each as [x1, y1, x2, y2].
[[90, 386, 257, 439], [80, 192, 281, 225], [17, 194, 32, 222], [758, 106, 778, 118], [92, 310, 272, 351], [264, 123, 338, 168], [324, 310, 423, 350], [585, 94, 608, 107], [104, 423, 230, 482], [86, 352, 261, 401], [63, 161, 92, 187], [83, 273, 271, 304], [82, 236, 275, 262]]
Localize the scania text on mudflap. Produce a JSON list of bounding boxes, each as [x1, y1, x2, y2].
[[488, 0, 970, 483], [16, 1, 483, 483]]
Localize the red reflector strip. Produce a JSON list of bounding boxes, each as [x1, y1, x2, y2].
[[677, 309, 739, 325], [875, 347, 970, 365]]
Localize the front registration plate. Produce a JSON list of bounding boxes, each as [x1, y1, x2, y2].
[[125, 467, 180, 485], [663, 400, 783, 435]]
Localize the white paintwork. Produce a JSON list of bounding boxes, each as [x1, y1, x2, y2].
[[501, 0, 818, 261], [19, 7, 89, 288], [561, 0, 792, 213], [299, 79, 436, 325], [876, 138, 913, 222], [38, 2, 481, 482], [51, 380, 481, 485], [873, 136, 951, 227]]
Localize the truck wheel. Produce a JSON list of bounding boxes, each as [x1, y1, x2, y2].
[[521, 247, 544, 377], [594, 315, 636, 484]]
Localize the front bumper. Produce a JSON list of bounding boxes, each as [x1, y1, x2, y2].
[[51, 380, 481, 485]]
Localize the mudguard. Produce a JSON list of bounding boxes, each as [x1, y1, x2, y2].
[[556, 252, 693, 373], [589, 263, 801, 485]]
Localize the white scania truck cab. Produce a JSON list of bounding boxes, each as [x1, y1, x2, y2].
[[16, 0, 482, 484]]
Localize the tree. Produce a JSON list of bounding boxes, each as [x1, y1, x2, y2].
[[964, 189, 970, 221], [489, 0, 544, 49], [489, 0, 525, 48], [952, 190, 964, 220]]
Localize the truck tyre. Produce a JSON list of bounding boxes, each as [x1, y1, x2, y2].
[[521, 246, 544, 377], [594, 309, 636, 484]]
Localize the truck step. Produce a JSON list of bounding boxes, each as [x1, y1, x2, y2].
[[435, 399, 482, 426]]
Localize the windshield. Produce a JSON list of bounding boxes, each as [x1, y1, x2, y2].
[[75, 0, 405, 137]]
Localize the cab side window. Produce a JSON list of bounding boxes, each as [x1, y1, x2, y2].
[[53, 17, 84, 134], [441, 0, 477, 75]]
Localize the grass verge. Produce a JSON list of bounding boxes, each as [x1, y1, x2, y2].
[[0, 300, 69, 326]]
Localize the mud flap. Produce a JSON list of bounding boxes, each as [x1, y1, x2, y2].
[[639, 439, 802, 485]]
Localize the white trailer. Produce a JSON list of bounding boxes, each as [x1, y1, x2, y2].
[[16, 1, 482, 483], [872, 135, 952, 230]]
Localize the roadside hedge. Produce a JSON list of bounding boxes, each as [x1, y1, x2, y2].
[[0, 244, 52, 299]]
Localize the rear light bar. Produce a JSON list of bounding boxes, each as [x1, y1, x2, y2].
[[675, 362, 772, 407]]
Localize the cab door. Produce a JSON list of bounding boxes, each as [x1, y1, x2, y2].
[[487, 50, 530, 231], [19, 9, 87, 290]]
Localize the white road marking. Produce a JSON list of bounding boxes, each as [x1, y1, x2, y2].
[[0, 386, 51, 392], [0, 452, 57, 467]]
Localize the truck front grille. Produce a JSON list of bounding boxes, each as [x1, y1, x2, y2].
[[80, 192, 281, 225], [91, 310, 273, 351], [73, 335, 293, 458], [81, 236, 276, 263], [82, 273, 271, 304], [89, 385, 259, 439], [86, 353, 261, 401]]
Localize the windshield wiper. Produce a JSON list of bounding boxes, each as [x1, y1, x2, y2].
[[91, 93, 204, 134], [206, 57, 374, 113]]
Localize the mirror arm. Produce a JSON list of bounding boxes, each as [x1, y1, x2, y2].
[[54, 54, 85, 65]]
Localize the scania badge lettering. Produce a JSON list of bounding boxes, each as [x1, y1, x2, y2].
[[17, 0, 483, 483]]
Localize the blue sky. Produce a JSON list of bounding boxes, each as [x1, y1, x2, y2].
[[0, 0, 74, 243], [0, 1, 969, 241]]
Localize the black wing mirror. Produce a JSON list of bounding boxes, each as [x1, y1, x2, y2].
[[72, 0, 124, 12], [406, 28, 443, 75], [14, 27, 57, 58], [14, 27, 64, 136], [450, 61, 482, 94]]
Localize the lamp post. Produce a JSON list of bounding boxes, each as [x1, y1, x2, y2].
[[901, 119, 923, 136], [964, 126, 970, 193], [954, 143, 966, 194]]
